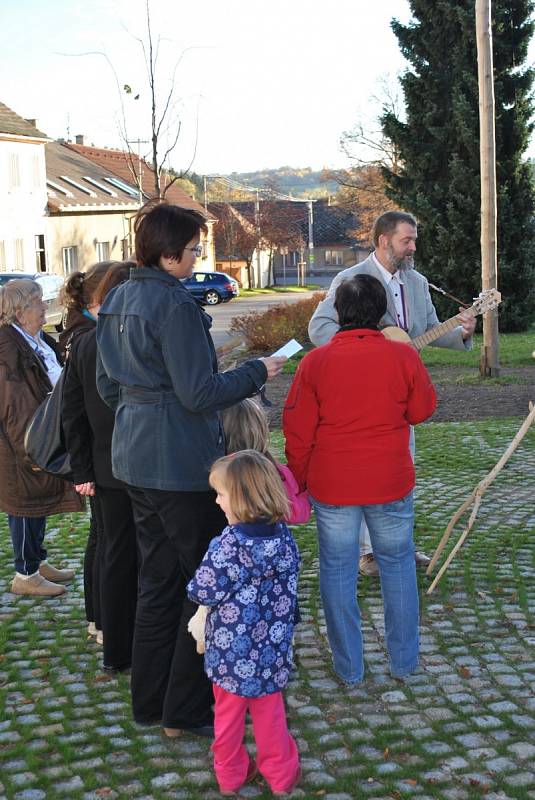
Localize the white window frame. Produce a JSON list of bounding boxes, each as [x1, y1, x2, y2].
[[62, 246, 78, 275], [9, 153, 21, 188], [96, 241, 110, 261], [14, 239, 24, 269], [325, 249, 344, 266]]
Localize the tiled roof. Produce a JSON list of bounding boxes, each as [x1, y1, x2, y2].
[[64, 142, 208, 216], [0, 101, 48, 139], [46, 142, 140, 212], [209, 202, 258, 258], [215, 199, 360, 247]]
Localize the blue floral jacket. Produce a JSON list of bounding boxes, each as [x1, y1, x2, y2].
[[187, 521, 301, 698]]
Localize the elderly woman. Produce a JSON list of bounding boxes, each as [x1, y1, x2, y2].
[[97, 201, 285, 738], [283, 274, 436, 683], [0, 279, 82, 596]]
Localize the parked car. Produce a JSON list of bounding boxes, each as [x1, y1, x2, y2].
[[181, 271, 239, 305], [0, 272, 64, 329]]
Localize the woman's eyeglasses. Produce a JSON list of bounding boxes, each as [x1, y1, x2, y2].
[[185, 245, 203, 257]]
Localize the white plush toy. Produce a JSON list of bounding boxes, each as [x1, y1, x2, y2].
[[187, 605, 209, 654]]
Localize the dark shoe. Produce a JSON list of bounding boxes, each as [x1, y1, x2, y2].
[[103, 664, 131, 675], [164, 724, 214, 739], [414, 550, 431, 567], [359, 553, 379, 577]]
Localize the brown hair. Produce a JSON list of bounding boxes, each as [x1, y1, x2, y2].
[[220, 398, 274, 459], [134, 200, 207, 269], [209, 451, 290, 524], [61, 261, 115, 310], [372, 211, 417, 247], [92, 261, 135, 306], [0, 279, 42, 326]]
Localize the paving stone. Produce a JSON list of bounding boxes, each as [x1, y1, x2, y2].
[[503, 772, 535, 787], [507, 741, 535, 759], [151, 773, 181, 789], [485, 757, 517, 773]]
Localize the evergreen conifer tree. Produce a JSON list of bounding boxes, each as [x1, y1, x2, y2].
[[382, 0, 535, 330]]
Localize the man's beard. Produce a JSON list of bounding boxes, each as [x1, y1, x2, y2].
[[387, 244, 414, 272]]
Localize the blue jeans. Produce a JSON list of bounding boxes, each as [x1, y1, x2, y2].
[[311, 492, 418, 683]]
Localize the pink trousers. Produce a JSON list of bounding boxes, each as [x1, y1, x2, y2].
[[212, 684, 300, 793]]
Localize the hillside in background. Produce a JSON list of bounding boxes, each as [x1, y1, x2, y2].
[[223, 166, 339, 198]]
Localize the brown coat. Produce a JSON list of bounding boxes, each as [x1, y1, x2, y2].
[[0, 324, 84, 517]]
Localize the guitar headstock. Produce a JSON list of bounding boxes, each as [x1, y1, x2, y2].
[[470, 289, 502, 316]]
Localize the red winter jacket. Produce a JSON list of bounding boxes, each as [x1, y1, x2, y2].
[[283, 329, 436, 505]]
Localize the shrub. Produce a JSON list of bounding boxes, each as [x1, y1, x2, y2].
[[230, 292, 326, 352]]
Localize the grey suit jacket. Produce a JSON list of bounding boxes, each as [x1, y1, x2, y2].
[[308, 254, 470, 351]]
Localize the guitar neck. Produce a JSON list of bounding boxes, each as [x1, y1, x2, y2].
[[412, 315, 467, 351]]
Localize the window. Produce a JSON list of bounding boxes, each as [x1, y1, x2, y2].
[[14, 239, 24, 269], [0, 241, 5, 270], [62, 246, 78, 274], [96, 241, 110, 261], [35, 234, 47, 272], [9, 153, 21, 188], [325, 249, 344, 266], [32, 153, 42, 188]]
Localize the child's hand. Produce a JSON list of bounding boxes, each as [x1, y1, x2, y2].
[[187, 605, 209, 654]]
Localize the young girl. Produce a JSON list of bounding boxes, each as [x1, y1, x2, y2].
[[187, 450, 301, 798], [220, 398, 311, 525]]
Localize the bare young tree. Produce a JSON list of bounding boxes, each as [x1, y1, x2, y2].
[[325, 76, 404, 243]]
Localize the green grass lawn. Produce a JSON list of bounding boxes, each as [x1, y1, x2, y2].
[[237, 284, 322, 298], [282, 328, 535, 374]]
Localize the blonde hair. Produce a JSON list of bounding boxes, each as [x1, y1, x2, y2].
[[210, 450, 290, 524], [0, 279, 42, 326], [220, 398, 273, 458]]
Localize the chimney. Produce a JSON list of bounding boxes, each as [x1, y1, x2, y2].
[[25, 118, 37, 127], [75, 134, 86, 146]]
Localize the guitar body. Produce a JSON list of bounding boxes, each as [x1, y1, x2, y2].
[[381, 326, 414, 346]]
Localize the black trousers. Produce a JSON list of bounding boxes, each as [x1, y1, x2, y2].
[[95, 486, 138, 669], [126, 486, 226, 728], [85, 498, 102, 629]]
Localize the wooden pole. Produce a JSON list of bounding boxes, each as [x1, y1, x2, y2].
[[476, 0, 500, 376]]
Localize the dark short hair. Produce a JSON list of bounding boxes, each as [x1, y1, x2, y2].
[[334, 274, 387, 329], [134, 200, 208, 269], [372, 211, 417, 247]]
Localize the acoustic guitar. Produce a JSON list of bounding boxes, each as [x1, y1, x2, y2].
[[381, 289, 501, 350]]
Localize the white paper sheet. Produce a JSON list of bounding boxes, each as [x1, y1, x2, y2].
[[271, 339, 303, 359]]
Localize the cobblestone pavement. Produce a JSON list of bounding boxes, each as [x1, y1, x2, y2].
[[0, 419, 533, 799]]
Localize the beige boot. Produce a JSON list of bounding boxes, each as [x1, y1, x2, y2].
[[11, 572, 66, 597], [39, 562, 75, 583]]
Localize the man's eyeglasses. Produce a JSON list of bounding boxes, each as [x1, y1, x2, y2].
[[185, 245, 203, 257]]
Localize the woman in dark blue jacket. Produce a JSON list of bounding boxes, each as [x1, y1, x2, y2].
[[96, 201, 285, 738]]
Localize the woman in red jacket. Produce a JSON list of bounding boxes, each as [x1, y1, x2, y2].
[[283, 274, 436, 683]]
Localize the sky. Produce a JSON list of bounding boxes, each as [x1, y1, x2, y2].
[[1, 0, 534, 176]]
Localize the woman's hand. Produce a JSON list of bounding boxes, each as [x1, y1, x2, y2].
[[75, 482, 96, 496], [259, 356, 287, 379]]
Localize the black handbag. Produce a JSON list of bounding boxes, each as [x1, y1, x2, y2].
[[24, 338, 74, 481]]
